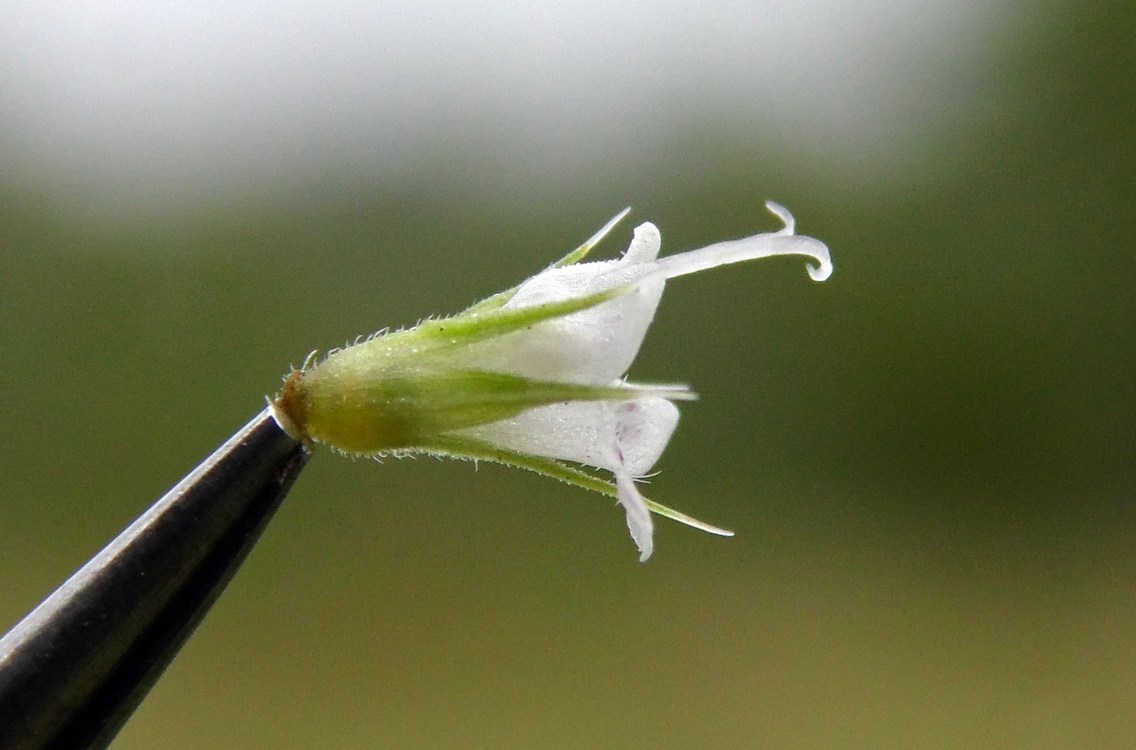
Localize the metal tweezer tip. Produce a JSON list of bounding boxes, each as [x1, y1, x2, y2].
[[0, 406, 309, 749]]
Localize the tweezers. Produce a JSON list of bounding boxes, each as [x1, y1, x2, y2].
[[0, 407, 309, 749]]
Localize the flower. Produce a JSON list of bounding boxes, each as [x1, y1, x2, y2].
[[271, 201, 832, 561]]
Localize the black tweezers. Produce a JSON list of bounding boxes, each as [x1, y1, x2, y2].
[[0, 407, 309, 749]]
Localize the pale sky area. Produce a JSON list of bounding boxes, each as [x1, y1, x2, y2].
[[0, 0, 1021, 215]]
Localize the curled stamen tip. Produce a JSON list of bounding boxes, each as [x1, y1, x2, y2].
[[763, 199, 833, 281], [806, 249, 834, 282], [764, 200, 795, 235]]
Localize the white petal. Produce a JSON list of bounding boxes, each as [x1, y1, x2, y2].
[[615, 468, 654, 562], [455, 396, 679, 476], [462, 261, 665, 384], [454, 395, 675, 560], [455, 222, 667, 385], [611, 398, 680, 475]]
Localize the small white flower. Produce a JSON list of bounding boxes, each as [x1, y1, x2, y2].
[[272, 201, 831, 561]]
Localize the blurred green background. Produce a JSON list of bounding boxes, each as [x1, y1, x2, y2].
[[2, 2, 1134, 747]]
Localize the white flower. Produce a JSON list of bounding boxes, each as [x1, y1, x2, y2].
[[271, 201, 831, 561]]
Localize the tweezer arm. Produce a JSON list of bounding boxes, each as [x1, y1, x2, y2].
[[0, 407, 309, 750]]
